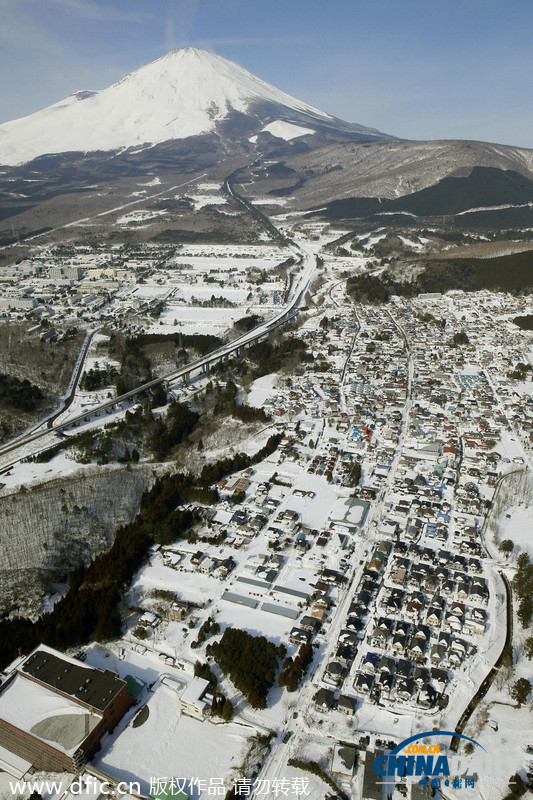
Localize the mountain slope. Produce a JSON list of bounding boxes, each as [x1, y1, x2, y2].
[[320, 167, 533, 219], [2, 48, 533, 234], [238, 139, 533, 210], [0, 48, 389, 166]]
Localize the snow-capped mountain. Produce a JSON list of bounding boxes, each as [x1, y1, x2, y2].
[[2, 47, 532, 227], [0, 48, 389, 166]]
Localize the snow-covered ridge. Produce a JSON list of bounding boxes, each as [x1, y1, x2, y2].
[[0, 48, 335, 166]]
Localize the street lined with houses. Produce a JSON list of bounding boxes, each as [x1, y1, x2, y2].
[[1, 216, 533, 800]]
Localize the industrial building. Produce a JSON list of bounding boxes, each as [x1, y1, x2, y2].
[[0, 645, 133, 775]]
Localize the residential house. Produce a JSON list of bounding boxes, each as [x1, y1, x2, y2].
[[337, 694, 357, 716], [314, 687, 335, 712]]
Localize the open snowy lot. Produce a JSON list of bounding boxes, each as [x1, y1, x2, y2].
[[152, 304, 246, 334], [95, 685, 251, 797], [497, 502, 533, 555]]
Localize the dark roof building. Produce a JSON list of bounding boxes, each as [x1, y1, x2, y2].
[[0, 645, 133, 775]]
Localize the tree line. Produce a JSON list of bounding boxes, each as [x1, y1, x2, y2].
[[246, 337, 313, 378], [151, 401, 199, 460], [199, 433, 282, 487], [0, 373, 44, 412], [513, 552, 533, 628], [513, 315, 533, 330], [213, 380, 269, 424], [0, 470, 199, 668], [278, 642, 313, 692], [0, 430, 283, 670], [80, 366, 118, 392]]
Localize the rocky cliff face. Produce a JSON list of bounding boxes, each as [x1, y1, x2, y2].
[[0, 464, 156, 618]]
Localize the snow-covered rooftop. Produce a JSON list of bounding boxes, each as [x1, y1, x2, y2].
[[0, 673, 101, 754]]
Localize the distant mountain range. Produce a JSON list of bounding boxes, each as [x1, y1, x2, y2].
[[1, 48, 533, 224]]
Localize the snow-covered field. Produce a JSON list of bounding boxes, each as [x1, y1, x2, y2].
[[280, 474, 341, 529], [251, 197, 287, 206], [188, 195, 227, 210], [172, 286, 249, 303], [498, 505, 533, 554], [151, 304, 245, 333], [492, 431, 525, 462], [170, 255, 288, 272], [116, 209, 167, 226], [0, 450, 101, 495], [261, 120, 315, 140], [247, 374, 279, 407], [95, 686, 250, 796], [132, 284, 171, 299]]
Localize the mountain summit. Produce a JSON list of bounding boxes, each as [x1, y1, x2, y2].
[[0, 48, 389, 166]]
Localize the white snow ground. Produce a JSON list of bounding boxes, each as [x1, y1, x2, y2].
[[94, 686, 250, 796]]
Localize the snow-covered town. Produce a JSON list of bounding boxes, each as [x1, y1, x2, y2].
[[1, 210, 533, 800], [2, 8, 533, 800]]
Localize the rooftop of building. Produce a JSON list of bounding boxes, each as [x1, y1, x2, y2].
[[0, 673, 101, 755], [20, 645, 128, 712]]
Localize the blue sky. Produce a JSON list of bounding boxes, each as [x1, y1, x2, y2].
[[1, 0, 532, 147]]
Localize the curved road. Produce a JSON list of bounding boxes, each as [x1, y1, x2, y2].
[[450, 571, 512, 750]]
